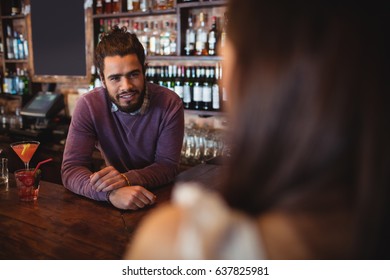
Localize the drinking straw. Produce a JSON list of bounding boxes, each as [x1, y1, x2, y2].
[[33, 158, 53, 175]]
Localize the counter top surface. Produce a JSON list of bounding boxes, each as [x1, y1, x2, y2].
[[0, 163, 222, 260]]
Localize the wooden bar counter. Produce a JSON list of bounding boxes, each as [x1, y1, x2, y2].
[[0, 163, 222, 260]]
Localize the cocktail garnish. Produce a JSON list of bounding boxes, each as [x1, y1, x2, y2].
[[21, 143, 31, 156]]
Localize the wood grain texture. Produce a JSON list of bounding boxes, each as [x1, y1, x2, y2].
[[0, 164, 222, 259]]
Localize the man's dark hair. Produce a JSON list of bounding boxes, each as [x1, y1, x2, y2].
[[94, 25, 146, 79]]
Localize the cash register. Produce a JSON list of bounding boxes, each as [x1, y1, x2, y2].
[[9, 92, 66, 143]]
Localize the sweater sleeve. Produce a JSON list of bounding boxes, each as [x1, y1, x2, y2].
[[61, 96, 107, 201]]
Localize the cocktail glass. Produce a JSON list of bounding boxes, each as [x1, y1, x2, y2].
[[15, 169, 41, 201], [10, 141, 40, 170]]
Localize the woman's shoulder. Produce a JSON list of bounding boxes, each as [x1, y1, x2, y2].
[[126, 183, 265, 259]]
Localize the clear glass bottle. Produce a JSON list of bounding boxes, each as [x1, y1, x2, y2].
[[195, 12, 208, 56], [193, 66, 203, 110], [183, 67, 193, 109], [169, 21, 177, 55], [10, 107, 23, 129], [139, 21, 149, 55], [6, 25, 14, 60], [174, 65, 184, 100], [127, 0, 133, 11], [160, 21, 171, 55], [220, 12, 228, 51], [202, 67, 212, 111], [208, 16, 218, 56], [1, 106, 8, 129], [149, 21, 161, 55], [185, 14, 196, 56], [211, 65, 220, 111], [140, 0, 148, 12]]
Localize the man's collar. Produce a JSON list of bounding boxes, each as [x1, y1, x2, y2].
[[110, 84, 150, 115]]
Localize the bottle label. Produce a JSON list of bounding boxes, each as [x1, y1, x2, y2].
[[183, 84, 191, 103], [202, 86, 212, 102], [212, 84, 220, 109], [193, 85, 202, 102], [208, 34, 216, 44], [174, 85, 184, 99], [188, 32, 195, 43]]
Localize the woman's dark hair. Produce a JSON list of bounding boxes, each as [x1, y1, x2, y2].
[[220, 0, 390, 259], [94, 25, 146, 78]]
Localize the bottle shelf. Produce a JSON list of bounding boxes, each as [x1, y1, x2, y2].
[[177, 1, 227, 9], [0, 14, 26, 20], [146, 55, 222, 62], [93, 9, 176, 19], [4, 59, 28, 63], [185, 109, 225, 117]]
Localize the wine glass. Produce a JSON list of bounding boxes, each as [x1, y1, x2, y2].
[[10, 141, 40, 170]]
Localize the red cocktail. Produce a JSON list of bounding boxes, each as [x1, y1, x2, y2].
[[10, 141, 40, 170], [15, 169, 41, 201]]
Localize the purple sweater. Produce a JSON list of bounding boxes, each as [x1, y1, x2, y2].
[[61, 83, 184, 201]]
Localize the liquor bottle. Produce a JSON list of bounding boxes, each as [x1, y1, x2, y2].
[[183, 67, 192, 109], [154, 0, 173, 10], [202, 67, 212, 111], [211, 65, 220, 111], [132, 0, 140, 11], [139, 21, 149, 55], [160, 21, 171, 55], [158, 66, 167, 87], [192, 67, 203, 110], [1, 106, 7, 129], [104, 0, 112, 14], [185, 14, 196, 56], [6, 25, 14, 60], [195, 12, 208, 56], [13, 31, 20, 59], [22, 34, 28, 58], [208, 16, 218, 56], [11, 0, 21, 15], [151, 66, 158, 84], [96, 0, 103, 14], [10, 107, 23, 129], [19, 69, 29, 95], [89, 65, 97, 91], [0, 37, 4, 55], [169, 22, 177, 55], [149, 21, 161, 56], [0, 71, 3, 94], [127, 0, 133, 11], [174, 65, 184, 100], [166, 65, 175, 91], [94, 71, 102, 88], [145, 65, 152, 83], [220, 12, 228, 51], [17, 34, 26, 59], [112, 0, 120, 13], [218, 63, 227, 109], [140, 0, 148, 12]]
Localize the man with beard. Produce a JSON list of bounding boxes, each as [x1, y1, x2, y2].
[[61, 26, 184, 210]]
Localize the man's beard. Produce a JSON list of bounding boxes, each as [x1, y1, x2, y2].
[[110, 90, 145, 113]]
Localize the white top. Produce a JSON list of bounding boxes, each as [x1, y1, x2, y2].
[[172, 182, 266, 259]]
